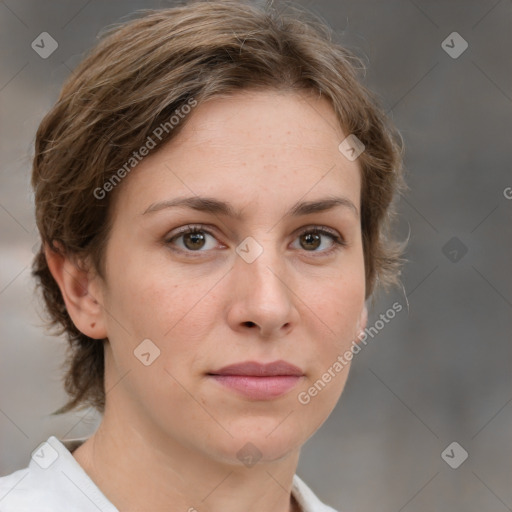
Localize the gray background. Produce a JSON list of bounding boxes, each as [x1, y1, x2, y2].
[[1, 1, 511, 511]]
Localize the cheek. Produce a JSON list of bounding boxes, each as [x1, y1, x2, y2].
[[300, 262, 365, 395], [309, 265, 365, 336], [103, 249, 201, 338], [102, 264, 224, 394]]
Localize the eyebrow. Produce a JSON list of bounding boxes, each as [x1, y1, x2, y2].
[[143, 195, 359, 219]]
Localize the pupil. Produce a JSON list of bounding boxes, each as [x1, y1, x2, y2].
[[185, 231, 205, 250], [302, 232, 320, 250]]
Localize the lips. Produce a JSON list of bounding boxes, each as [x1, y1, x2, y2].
[[209, 360, 303, 377], [208, 360, 304, 400]]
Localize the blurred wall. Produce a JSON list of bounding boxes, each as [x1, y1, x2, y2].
[[1, 1, 511, 511]]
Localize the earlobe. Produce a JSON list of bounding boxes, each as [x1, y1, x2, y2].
[[44, 244, 107, 340]]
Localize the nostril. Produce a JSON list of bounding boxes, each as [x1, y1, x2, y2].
[[243, 321, 256, 327]]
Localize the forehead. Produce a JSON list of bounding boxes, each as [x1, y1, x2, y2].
[[174, 89, 346, 159], [112, 89, 361, 219]]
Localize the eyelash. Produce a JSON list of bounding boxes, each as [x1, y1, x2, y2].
[[165, 224, 346, 257]]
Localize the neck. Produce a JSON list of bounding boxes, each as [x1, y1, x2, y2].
[[72, 402, 302, 512]]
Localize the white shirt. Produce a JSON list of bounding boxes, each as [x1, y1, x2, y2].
[[0, 436, 338, 512]]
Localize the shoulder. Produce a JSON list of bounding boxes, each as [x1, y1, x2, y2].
[[0, 436, 117, 512], [292, 474, 340, 512], [0, 466, 56, 512]]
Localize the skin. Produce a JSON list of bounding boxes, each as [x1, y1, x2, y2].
[[47, 89, 368, 512]]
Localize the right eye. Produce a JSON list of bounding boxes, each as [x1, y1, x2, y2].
[[165, 224, 223, 254]]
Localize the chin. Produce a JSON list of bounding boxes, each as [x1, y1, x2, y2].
[[208, 417, 309, 467]]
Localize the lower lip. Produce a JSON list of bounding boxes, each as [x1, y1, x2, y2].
[[209, 375, 302, 400]]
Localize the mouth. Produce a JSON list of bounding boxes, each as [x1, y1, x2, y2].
[[207, 360, 304, 400]]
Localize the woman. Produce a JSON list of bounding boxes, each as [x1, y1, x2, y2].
[[0, 1, 404, 510]]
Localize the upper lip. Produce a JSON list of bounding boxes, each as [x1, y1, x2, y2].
[[209, 360, 304, 377]]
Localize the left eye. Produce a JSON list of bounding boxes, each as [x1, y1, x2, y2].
[[291, 227, 345, 253]]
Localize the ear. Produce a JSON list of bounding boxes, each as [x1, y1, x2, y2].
[[44, 244, 107, 340], [355, 302, 368, 343]]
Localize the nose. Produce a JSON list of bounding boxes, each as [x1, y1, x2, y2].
[[226, 243, 299, 339]]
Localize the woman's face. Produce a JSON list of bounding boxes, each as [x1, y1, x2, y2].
[[94, 90, 366, 465]]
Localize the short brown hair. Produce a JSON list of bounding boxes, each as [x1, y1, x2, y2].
[[31, 0, 405, 415]]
